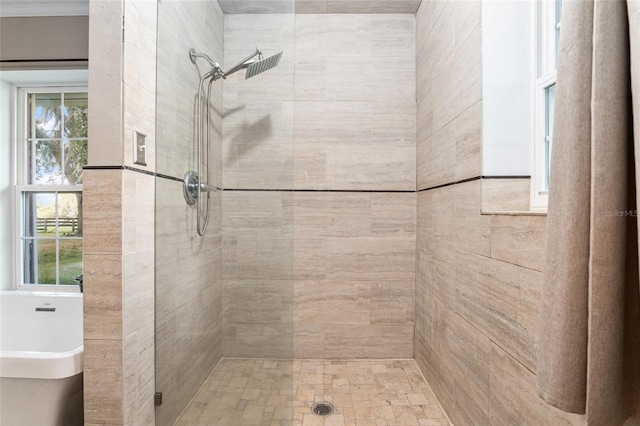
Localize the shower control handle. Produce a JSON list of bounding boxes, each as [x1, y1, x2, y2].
[[199, 183, 218, 193], [183, 170, 218, 206]]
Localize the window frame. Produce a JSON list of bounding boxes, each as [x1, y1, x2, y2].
[[13, 84, 88, 291], [532, 0, 561, 210]]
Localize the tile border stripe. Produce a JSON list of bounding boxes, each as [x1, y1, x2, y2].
[[84, 165, 157, 177], [224, 188, 416, 193], [83, 167, 529, 194], [417, 175, 530, 192]]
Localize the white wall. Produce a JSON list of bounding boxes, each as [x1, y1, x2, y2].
[[482, 0, 534, 176], [0, 79, 12, 290], [0, 16, 88, 70]]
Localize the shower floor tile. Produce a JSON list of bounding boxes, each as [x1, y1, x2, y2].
[[174, 359, 450, 426]]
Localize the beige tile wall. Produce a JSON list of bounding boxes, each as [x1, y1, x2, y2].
[[223, 14, 416, 191], [221, 191, 294, 358], [291, 192, 416, 358], [294, 14, 416, 191], [122, 0, 157, 172], [481, 178, 531, 212], [415, 181, 584, 425], [222, 14, 416, 359], [84, 0, 157, 424], [416, 0, 481, 190], [221, 191, 416, 359], [155, 180, 223, 426], [87, 0, 124, 167], [154, 1, 225, 425], [156, 0, 224, 185], [223, 14, 295, 190], [86, 0, 225, 424], [83, 167, 156, 425], [414, 1, 584, 424]]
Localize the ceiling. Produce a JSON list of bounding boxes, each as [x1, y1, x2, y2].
[[222, 0, 422, 14], [0, 0, 420, 17]]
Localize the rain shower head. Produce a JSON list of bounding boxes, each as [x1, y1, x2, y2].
[[190, 47, 283, 82], [245, 51, 283, 79], [221, 48, 283, 80]]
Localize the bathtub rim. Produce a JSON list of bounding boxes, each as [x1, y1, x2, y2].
[[0, 290, 84, 380], [0, 289, 82, 298]]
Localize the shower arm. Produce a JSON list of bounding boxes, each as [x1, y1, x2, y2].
[[221, 48, 262, 79], [189, 48, 218, 69], [190, 48, 225, 81]]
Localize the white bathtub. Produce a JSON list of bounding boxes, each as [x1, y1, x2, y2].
[[0, 291, 84, 425]]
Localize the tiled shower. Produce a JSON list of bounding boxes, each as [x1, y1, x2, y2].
[[154, 2, 418, 423], [83, 0, 583, 425]]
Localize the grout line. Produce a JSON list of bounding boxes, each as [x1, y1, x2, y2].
[[457, 247, 543, 274], [177, 357, 455, 423], [416, 99, 480, 139], [419, 0, 449, 49], [488, 337, 493, 421], [171, 355, 226, 422], [410, 358, 455, 425], [489, 338, 537, 376]]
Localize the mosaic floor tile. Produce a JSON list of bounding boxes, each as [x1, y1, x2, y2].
[[175, 359, 450, 426]]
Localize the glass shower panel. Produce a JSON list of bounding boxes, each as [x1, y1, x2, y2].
[[154, 0, 295, 424]]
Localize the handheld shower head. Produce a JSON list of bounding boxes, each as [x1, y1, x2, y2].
[[245, 51, 283, 79]]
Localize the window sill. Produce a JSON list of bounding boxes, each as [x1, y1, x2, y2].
[[15, 285, 83, 293]]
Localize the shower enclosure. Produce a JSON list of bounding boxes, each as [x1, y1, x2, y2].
[[154, 1, 295, 424]]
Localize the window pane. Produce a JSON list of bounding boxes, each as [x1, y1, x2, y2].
[[63, 140, 87, 184], [33, 93, 62, 139], [545, 83, 556, 190], [59, 239, 82, 285], [34, 140, 63, 184], [58, 192, 82, 237], [22, 192, 83, 286], [63, 92, 88, 138], [23, 192, 56, 237], [36, 238, 57, 285]]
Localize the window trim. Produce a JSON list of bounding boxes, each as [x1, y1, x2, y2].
[[532, 73, 555, 210], [13, 84, 88, 291], [531, 0, 560, 211]]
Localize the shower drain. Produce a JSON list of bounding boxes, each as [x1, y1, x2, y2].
[[311, 402, 334, 417]]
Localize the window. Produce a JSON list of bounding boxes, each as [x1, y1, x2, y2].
[[532, 0, 562, 209], [15, 87, 88, 288]]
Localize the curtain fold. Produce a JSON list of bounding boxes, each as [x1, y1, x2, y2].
[[538, 0, 640, 424]]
